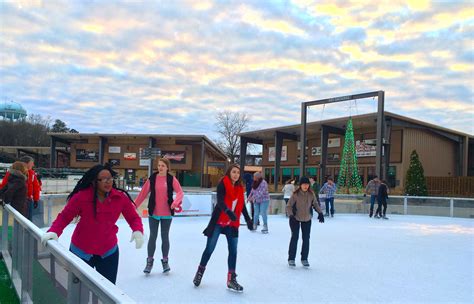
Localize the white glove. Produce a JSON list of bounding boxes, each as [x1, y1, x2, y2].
[[130, 231, 144, 249], [41, 232, 58, 247]]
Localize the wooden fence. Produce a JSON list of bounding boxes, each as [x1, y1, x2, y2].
[[426, 176, 474, 197]]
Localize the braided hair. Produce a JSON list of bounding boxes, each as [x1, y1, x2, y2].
[[67, 163, 135, 217]]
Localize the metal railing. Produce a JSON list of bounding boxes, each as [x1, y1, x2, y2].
[[266, 193, 474, 218], [1, 204, 135, 303]]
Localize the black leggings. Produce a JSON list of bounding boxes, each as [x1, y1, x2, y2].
[[375, 200, 387, 216], [148, 217, 172, 258], [288, 217, 312, 261]]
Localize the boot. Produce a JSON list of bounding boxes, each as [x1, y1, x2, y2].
[[288, 260, 296, 267], [382, 214, 389, 220], [193, 265, 206, 287], [301, 260, 310, 268], [227, 272, 243, 292], [143, 257, 154, 274], [261, 224, 268, 234], [369, 207, 373, 218], [161, 258, 170, 273]]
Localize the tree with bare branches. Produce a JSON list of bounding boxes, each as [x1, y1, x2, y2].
[[215, 111, 250, 162]]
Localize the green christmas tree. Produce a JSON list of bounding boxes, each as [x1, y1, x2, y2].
[[337, 118, 363, 193], [405, 150, 428, 196]]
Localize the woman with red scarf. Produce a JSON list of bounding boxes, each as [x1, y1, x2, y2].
[[193, 164, 253, 292]]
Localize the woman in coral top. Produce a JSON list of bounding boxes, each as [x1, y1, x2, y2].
[[40, 164, 144, 284], [134, 157, 184, 274], [193, 164, 253, 292]]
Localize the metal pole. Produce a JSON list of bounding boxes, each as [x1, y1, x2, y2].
[[200, 139, 205, 188], [299, 103, 307, 178], [450, 198, 454, 217], [1, 209, 8, 252], [375, 91, 385, 178], [50, 137, 57, 168], [403, 196, 408, 215]]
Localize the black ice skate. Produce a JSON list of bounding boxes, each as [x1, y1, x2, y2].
[[193, 265, 205, 287], [227, 272, 243, 292], [301, 260, 310, 268], [161, 258, 170, 273], [143, 257, 154, 274]]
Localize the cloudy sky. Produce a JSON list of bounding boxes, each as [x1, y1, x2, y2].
[[1, 0, 473, 138]]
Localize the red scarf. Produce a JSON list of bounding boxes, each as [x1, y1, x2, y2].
[[217, 175, 245, 228]]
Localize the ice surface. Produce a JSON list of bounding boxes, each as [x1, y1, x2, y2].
[[57, 214, 474, 303]]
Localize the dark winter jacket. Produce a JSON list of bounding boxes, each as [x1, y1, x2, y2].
[[203, 178, 252, 238], [377, 183, 389, 203], [287, 189, 322, 222], [0, 169, 28, 217]]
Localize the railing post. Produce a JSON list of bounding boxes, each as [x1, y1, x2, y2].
[[403, 196, 408, 215], [1, 209, 8, 252], [47, 197, 53, 226], [68, 272, 81, 304], [450, 198, 454, 217]]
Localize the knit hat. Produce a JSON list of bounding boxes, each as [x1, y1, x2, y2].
[[299, 176, 310, 185]]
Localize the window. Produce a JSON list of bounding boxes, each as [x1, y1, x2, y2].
[[282, 168, 292, 183], [388, 166, 396, 188], [306, 167, 317, 179], [293, 168, 300, 183]]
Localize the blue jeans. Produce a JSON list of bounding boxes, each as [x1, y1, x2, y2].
[[199, 225, 238, 271], [325, 197, 334, 215], [369, 194, 377, 215], [253, 200, 269, 226]]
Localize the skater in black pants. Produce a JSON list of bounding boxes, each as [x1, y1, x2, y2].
[[286, 177, 324, 268], [193, 164, 253, 292], [375, 180, 389, 219]]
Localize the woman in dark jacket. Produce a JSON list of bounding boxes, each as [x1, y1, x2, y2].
[[375, 180, 389, 219], [193, 164, 253, 292], [0, 162, 28, 218]]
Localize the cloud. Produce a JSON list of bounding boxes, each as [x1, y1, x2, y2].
[[0, 0, 472, 138]]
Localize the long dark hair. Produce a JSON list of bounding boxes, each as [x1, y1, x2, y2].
[[223, 164, 243, 186], [67, 163, 135, 217]]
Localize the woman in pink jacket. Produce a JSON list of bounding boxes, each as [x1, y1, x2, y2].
[[135, 157, 184, 274], [41, 164, 144, 284]]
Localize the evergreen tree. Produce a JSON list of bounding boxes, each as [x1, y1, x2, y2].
[[405, 150, 428, 196], [337, 118, 363, 193]]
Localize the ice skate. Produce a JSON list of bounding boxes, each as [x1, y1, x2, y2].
[[227, 272, 243, 292], [161, 258, 170, 273], [193, 265, 205, 287], [301, 260, 310, 268], [143, 257, 154, 274], [288, 260, 296, 267]]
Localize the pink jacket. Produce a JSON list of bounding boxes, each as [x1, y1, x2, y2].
[[135, 175, 184, 216], [48, 187, 143, 255]]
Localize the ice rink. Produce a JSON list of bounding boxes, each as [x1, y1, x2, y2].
[[57, 214, 474, 303]]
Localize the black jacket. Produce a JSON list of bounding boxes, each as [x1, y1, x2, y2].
[[377, 183, 389, 203], [0, 169, 28, 217]]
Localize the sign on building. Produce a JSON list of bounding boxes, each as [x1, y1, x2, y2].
[[269, 146, 287, 162]]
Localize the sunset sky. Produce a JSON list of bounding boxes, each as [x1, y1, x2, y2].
[[1, 0, 473, 138]]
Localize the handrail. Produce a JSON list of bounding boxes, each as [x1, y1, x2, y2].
[[1, 204, 135, 304]]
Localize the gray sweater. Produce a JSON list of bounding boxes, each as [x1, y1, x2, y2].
[[286, 190, 322, 222]]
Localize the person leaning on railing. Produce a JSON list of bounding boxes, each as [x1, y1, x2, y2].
[[0, 155, 41, 220], [41, 163, 144, 284], [0, 161, 29, 218]]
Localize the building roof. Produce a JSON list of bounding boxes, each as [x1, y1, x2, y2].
[[47, 133, 228, 160], [239, 111, 472, 141]]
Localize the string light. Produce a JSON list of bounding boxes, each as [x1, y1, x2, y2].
[[337, 118, 363, 193]]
